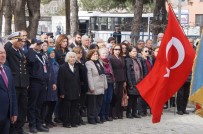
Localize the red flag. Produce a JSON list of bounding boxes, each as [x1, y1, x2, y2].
[[137, 4, 195, 123]]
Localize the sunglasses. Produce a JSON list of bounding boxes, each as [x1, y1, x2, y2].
[[114, 49, 121, 51], [144, 50, 149, 53]]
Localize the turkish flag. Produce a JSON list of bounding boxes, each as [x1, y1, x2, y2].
[[137, 4, 195, 123]]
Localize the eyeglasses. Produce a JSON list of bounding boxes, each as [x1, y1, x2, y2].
[[114, 49, 121, 51]]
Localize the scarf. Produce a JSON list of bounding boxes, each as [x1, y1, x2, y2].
[[101, 58, 113, 75], [93, 60, 105, 75]]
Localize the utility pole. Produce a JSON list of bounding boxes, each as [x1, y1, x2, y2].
[[178, 0, 181, 22]]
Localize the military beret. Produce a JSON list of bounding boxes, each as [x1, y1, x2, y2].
[[8, 32, 21, 40]]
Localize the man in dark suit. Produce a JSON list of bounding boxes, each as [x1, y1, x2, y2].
[[5, 32, 29, 134], [0, 46, 18, 134]]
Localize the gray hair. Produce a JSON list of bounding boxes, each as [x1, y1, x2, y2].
[[99, 48, 108, 55], [65, 52, 77, 63], [81, 35, 89, 41]]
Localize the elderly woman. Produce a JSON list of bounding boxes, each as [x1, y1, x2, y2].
[[57, 52, 81, 128], [85, 49, 107, 125], [99, 48, 114, 122], [125, 46, 142, 119]]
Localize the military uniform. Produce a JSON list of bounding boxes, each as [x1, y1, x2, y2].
[[5, 32, 29, 134]]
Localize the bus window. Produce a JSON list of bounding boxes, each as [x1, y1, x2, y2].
[[90, 17, 99, 30], [124, 17, 133, 31], [99, 17, 108, 30], [107, 17, 113, 31], [141, 17, 148, 32]]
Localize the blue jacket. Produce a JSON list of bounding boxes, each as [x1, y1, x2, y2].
[[46, 60, 59, 101], [26, 48, 49, 84], [0, 65, 17, 121]]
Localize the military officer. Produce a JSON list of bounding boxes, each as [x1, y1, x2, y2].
[[5, 32, 29, 134], [26, 40, 49, 133]]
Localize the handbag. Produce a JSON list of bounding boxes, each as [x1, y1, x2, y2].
[[121, 87, 129, 107]]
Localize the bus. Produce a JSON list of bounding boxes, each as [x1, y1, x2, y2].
[[51, 11, 153, 42], [78, 11, 153, 42]]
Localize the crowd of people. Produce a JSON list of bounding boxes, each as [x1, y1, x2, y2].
[[0, 30, 196, 134]]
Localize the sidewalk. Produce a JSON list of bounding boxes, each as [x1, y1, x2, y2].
[[25, 107, 203, 134]]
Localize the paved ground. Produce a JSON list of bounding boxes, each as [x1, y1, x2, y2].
[[25, 107, 203, 134]]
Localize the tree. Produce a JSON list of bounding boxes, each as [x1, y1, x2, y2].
[[65, 0, 70, 35], [27, 0, 41, 38], [0, 0, 4, 36], [70, 0, 78, 35], [79, 0, 132, 12], [131, 0, 144, 45], [150, 0, 167, 43], [12, 0, 27, 31], [3, 0, 12, 35]]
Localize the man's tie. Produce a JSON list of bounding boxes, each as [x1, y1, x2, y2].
[[0, 66, 8, 88]]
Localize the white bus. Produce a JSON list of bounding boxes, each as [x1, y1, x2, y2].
[[51, 11, 153, 42], [78, 11, 153, 42]]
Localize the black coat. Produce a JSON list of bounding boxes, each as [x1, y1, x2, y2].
[[57, 63, 81, 100], [139, 56, 153, 77], [75, 61, 88, 93], [125, 57, 143, 95], [110, 55, 126, 82], [5, 46, 29, 88], [113, 31, 122, 44], [55, 49, 69, 65], [81, 46, 87, 64]]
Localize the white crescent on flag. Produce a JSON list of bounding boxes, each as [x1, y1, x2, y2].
[[164, 37, 185, 77]]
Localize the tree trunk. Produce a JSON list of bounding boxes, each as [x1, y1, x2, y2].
[[70, 0, 78, 35], [0, 0, 4, 37], [13, 0, 26, 31], [65, 0, 70, 35], [3, 0, 12, 35], [150, 0, 167, 43], [131, 0, 144, 45], [27, 0, 40, 38]]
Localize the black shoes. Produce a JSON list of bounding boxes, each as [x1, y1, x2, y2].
[[177, 110, 189, 115], [18, 130, 29, 134], [105, 117, 113, 121], [126, 113, 134, 119], [63, 124, 71, 128], [71, 124, 77, 127], [100, 117, 107, 122], [54, 118, 62, 123], [80, 119, 86, 125], [37, 125, 49, 132], [95, 117, 103, 124], [88, 120, 97, 125], [183, 110, 189, 114], [29, 127, 38, 133], [132, 113, 142, 118], [177, 111, 183, 115]]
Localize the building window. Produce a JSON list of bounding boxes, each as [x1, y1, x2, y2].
[[195, 14, 203, 26]]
